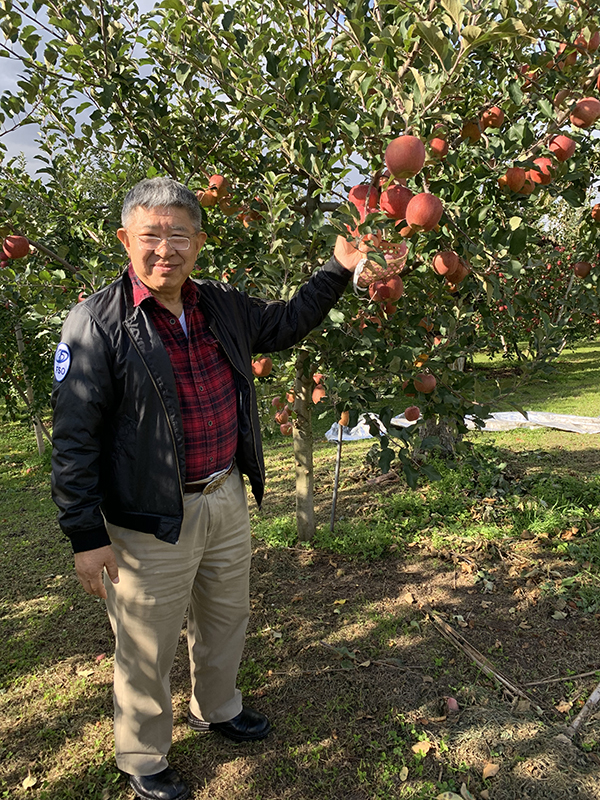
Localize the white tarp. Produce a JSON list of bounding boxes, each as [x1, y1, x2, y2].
[[325, 410, 600, 441], [465, 411, 600, 435]]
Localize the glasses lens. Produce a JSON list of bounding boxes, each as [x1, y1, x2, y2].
[[169, 237, 191, 251], [135, 235, 191, 251]]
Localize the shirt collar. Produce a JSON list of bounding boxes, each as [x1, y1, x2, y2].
[[128, 264, 200, 308]]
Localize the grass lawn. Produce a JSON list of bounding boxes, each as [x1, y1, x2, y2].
[[2, 343, 600, 799]]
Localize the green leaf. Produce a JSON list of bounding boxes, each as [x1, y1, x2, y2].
[[538, 97, 553, 118], [222, 9, 235, 30], [508, 81, 523, 105], [461, 25, 482, 43], [409, 67, 426, 105], [441, 0, 464, 28], [416, 22, 449, 67], [509, 226, 527, 255], [265, 52, 280, 78]]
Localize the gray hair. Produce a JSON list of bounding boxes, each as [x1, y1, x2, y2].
[[121, 177, 203, 231]]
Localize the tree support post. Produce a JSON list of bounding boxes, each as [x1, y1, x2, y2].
[[292, 349, 314, 541]]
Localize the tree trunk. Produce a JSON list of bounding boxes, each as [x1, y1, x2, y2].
[[14, 320, 45, 455], [292, 349, 315, 541], [416, 357, 465, 456]]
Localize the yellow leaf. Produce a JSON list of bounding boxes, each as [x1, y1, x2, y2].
[[400, 766, 409, 781], [22, 773, 37, 789], [482, 762, 500, 779], [411, 740, 432, 755], [556, 699, 573, 713], [76, 668, 94, 677], [436, 793, 462, 800], [333, 598, 347, 605]]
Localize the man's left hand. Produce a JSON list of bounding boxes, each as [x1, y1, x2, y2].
[[334, 234, 371, 273]]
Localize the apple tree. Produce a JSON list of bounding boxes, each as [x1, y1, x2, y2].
[[1, 0, 600, 536]]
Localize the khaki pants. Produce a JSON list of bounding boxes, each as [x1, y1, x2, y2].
[[104, 466, 251, 776]]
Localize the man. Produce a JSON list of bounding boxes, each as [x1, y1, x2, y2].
[[51, 177, 365, 800]]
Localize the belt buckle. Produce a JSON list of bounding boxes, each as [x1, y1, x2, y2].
[[202, 473, 227, 495]]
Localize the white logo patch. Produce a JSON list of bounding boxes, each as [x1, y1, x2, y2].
[[54, 342, 71, 382]]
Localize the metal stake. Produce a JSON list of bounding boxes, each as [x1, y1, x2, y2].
[[330, 421, 344, 532]]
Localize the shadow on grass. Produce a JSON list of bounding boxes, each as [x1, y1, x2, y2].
[[3, 529, 600, 800]]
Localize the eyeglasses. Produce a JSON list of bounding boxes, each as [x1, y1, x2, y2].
[[131, 234, 192, 251]]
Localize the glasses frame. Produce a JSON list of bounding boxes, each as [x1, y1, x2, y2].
[[130, 233, 193, 252]]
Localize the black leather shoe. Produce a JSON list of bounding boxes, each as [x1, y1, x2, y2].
[[127, 767, 189, 800], [187, 706, 271, 742]]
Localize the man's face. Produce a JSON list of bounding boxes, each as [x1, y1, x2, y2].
[[117, 206, 206, 302]]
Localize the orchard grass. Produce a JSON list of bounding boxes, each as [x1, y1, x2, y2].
[[2, 344, 600, 799]]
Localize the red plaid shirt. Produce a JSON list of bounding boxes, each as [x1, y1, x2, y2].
[[129, 265, 238, 483]]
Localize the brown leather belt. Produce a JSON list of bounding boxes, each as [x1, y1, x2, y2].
[[184, 462, 235, 495]]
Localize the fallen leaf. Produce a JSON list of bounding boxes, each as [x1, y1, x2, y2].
[[513, 698, 530, 713], [481, 600, 492, 608], [401, 591, 415, 604], [518, 621, 531, 629], [358, 660, 371, 668], [482, 762, 499, 779], [271, 631, 282, 639], [291, 594, 303, 602], [22, 773, 37, 789], [422, 675, 434, 683], [436, 793, 462, 800], [480, 791, 490, 800], [552, 611, 568, 620], [333, 598, 347, 605], [556, 699, 573, 713], [399, 765, 408, 781], [411, 740, 432, 755], [460, 783, 476, 800], [95, 653, 106, 662], [76, 668, 94, 677]]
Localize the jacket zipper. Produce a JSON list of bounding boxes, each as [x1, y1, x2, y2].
[[208, 324, 265, 483], [125, 327, 185, 506]]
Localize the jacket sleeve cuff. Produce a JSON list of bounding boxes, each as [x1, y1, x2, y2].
[[320, 255, 353, 286], [68, 525, 112, 553]]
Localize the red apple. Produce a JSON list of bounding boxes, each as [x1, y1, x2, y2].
[[480, 106, 505, 129], [384, 135, 426, 179], [207, 174, 230, 199], [312, 384, 326, 404], [429, 137, 449, 158], [548, 135, 576, 162], [349, 184, 379, 213], [519, 176, 536, 195], [251, 356, 272, 377], [2, 235, 29, 259], [404, 405, 421, 422], [432, 251, 460, 278], [592, 204, 600, 222], [379, 185, 413, 220], [368, 275, 404, 302], [413, 373, 436, 393], [275, 406, 290, 425], [498, 166, 526, 193], [280, 422, 293, 436], [570, 97, 600, 128], [574, 261, 592, 278], [528, 157, 555, 185], [405, 193, 443, 232]]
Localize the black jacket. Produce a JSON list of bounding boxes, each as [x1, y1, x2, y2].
[[51, 257, 351, 553]]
